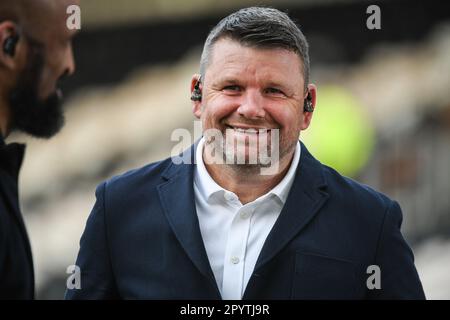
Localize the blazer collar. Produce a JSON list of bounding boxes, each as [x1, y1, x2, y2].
[[157, 140, 221, 298], [242, 142, 329, 298], [251, 141, 329, 270]]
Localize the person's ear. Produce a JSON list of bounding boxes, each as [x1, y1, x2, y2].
[[0, 21, 21, 70], [190, 74, 202, 119], [300, 83, 317, 130]]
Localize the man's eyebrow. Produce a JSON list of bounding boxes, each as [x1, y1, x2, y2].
[[212, 77, 241, 86], [211, 77, 293, 90], [265, 80, 285, 87], [265, 80, 298, 96]]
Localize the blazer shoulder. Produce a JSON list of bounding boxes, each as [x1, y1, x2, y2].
[[321, 164, 395, 214], [101, 156, 173, 194]]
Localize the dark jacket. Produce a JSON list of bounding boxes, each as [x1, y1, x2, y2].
[[66, 142, 425, 299], [0, 136, 34, 299]]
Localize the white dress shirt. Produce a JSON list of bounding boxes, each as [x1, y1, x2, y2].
[[193, 138, 301, 300]]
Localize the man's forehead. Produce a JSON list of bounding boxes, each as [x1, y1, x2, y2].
[[22, 0, 78, 38], [211, 38, 301, 62], [35, 0, 76, 22], [208, 38, 302, 72], [35, 0, 80, 11]]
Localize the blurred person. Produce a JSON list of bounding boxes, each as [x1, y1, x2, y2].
[[0, 0, 78, 299], [67, 7, 425, 300]]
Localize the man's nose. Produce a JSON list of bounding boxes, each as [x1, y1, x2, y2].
[[237, 89, 266, 119]]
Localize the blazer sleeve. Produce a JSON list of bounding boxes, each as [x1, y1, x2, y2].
[[368, 200, 426, 299], [65, 182, 119, 299]]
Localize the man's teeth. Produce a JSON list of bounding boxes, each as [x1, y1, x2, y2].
[[230, 127, 269, 133]]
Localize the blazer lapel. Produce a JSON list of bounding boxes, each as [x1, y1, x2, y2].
[[157, 143, 221, 298], [244, 142, 329, 296]]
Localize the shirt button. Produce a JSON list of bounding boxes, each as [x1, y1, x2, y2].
[[224, 192, 235, 201], [230, 257, 240, 264], [240, 211, 250, 219]]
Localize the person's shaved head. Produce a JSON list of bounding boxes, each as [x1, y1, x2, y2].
[[0, 0, 79, 138], [0, 0, 78, 41], [0, 0, 56, 27]]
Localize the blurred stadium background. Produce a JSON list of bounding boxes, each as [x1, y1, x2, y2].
[[7, 0, 450, 299]]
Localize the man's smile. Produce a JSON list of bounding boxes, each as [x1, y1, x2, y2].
[[225, 124, 276, 134]]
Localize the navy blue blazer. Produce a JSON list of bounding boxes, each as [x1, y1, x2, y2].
[[0, 139, 34, 299], [66, 142, 425, 299]]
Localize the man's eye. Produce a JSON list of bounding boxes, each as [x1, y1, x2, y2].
[[223, 85, 241, 92], [265, 88, 284, 95]]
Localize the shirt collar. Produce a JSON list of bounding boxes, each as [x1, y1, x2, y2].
[[0, 135, 26, 178], [194, 138, 225, 201], [268, 140, 301, 203], [194, 137, 301, 205]]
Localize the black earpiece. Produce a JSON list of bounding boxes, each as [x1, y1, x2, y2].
[[3, 34, 19, 57], [191, 76, 202, 102], [303, 91, 313, 112]]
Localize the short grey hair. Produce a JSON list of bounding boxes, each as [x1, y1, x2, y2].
[[199, 7, 310, 89]]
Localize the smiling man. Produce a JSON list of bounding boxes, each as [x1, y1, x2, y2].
[[67, 7, 425, 300], [0, 0, 78, 299]]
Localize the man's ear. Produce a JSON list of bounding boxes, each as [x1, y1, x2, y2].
[[300, 83, 317, 130], [190, 74, 202, 119], [0, 21, 21, 70]]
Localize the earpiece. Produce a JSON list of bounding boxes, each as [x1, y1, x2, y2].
[[303, 91, 313, 112], [3, 34, 19, 56], [191, 76, 202, 102]]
